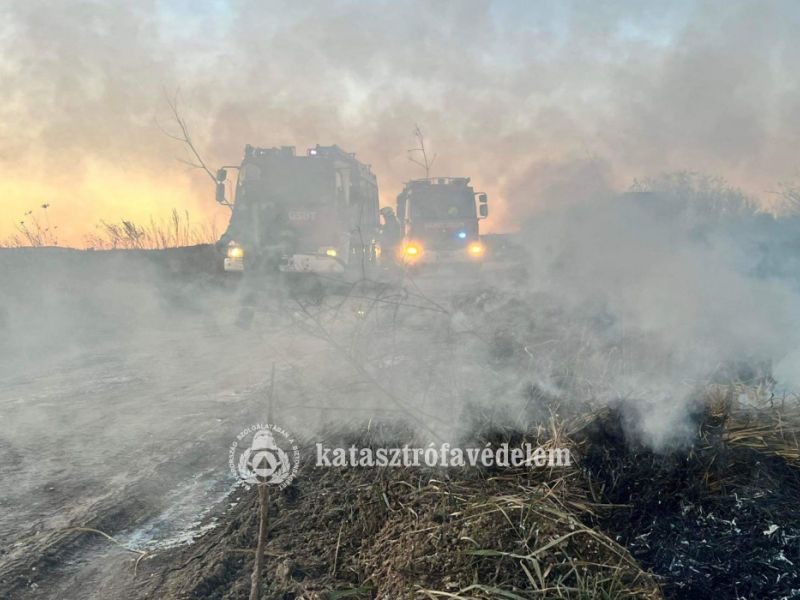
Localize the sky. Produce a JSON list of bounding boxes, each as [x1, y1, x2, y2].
[[2, 0, 800, 246]]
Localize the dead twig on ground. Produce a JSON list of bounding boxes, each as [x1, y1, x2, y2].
[[250, 362, 277, 600], [47, 527, 148, 575]]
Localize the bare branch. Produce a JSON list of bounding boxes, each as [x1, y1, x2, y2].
[[407, 124, 437, 179], [160, 90, 217, 184]]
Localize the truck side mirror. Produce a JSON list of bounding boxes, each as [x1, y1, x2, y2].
[[478, 193, 488, 218], [216, 168, 227, 182], [216, 182, 226, 204]]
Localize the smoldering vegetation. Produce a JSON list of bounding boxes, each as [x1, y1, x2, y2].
[[507, 173, 800, 447], [118, 404, 800, 600]]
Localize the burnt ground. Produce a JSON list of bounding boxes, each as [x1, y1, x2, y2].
[[583, 410, 800, 600], [2, 246, 800, 599], [109, 424, 662, 600], [36, 410, 800, 600]]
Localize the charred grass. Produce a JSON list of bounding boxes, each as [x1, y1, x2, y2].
[[135, 419, 660, 600], [583, 395, 800, 599], [132, 391, 800, 600]]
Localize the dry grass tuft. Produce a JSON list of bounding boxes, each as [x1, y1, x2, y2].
[[1, 207, 218, 249], [85, 209, 218, 249], [700, 384, 800, 464], [1, 204, 59, 247]]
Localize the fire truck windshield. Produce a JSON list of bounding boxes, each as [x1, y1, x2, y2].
[[410, 190, 475, 220]]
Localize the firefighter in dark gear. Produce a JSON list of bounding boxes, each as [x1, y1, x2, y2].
[[379, 206, 402, 264]]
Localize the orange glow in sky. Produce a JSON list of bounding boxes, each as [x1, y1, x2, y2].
[[0, 161, 230, 247]]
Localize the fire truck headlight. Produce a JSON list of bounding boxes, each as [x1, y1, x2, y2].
[[227, 245, 244, 259], [404, 243, 421, 257], [325, 248, 337, 257], [468, 242, 485, 257]]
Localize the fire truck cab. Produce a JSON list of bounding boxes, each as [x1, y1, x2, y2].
[[395, 177, 488, 265]]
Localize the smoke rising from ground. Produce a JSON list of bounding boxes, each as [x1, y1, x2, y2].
[[512, 176, 800, 447], [3, 1, 800, 242]]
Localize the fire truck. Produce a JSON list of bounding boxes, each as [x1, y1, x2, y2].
[[395, 177, 488, 265], [215, 145, 380, 275]]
